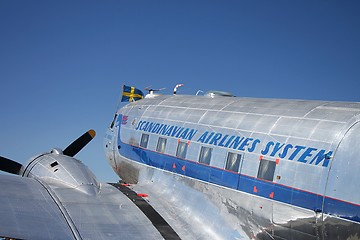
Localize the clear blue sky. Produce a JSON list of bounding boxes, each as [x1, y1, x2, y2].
[[1, 1, 359, 182]]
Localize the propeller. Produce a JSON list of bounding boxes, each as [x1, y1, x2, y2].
[[0, 129, 96, 175], [63, 129, 96, 157], [0, 156, 22, 175]]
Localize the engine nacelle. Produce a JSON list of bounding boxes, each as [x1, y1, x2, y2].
[[19, 148, 99, 195]]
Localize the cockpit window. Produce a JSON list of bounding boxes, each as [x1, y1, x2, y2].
[[110, 114, 118, 128]]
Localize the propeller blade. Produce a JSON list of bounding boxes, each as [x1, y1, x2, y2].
[[63, 129, 96, 157], [0, 156, 22, 175]]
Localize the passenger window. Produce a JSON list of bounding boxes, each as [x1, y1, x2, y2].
[[176, 141, 188, 159], [225, 152, 242, 172], [257, 158, 276, 181], [140, 134, 149, 148], [156, 137, 167, 153], [199, 146, 212, 165]]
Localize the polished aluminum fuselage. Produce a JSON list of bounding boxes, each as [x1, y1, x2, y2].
[[105, 95, 360, 239]]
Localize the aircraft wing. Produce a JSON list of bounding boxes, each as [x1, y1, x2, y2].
[[0, 174, 74, 239], [0, 174, 165, 240]]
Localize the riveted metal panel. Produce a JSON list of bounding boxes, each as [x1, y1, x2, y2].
[[0, 174, 74, 240], [199, 110, 242, 129], [309, 121, 344, 142], [325, 122, 360, 204], [305, 106, 360, 122], [159, 95, 236, 110], [223, 98, 324, 117], [47, 182, 164, 240]]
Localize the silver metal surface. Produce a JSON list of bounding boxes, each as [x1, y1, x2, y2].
[[0, 174, 74, 240], [21, 153, 100, 195], [1, 149, 165, 239], [45, 181, 164, 240], [109, 94, 360, 239]]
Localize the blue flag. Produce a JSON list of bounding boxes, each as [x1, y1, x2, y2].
[[121, 85, 144, 102]]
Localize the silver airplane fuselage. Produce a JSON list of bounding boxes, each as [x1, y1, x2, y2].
[[104, 94, 360, 239]]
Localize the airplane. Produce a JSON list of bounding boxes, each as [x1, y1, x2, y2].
[[0, 85, 359, 239], [105, 85, 360, 239]]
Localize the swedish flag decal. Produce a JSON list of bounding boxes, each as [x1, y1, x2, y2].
[[121, 85, 144, 102]]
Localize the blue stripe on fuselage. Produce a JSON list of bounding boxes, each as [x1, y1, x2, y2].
[[116, 126, 360, 223]]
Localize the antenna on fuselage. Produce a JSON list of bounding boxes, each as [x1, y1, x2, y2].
[[173, 84, 184, 95], [145, 86, 165, 98], [196, 90, 204, 95]]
